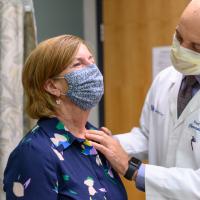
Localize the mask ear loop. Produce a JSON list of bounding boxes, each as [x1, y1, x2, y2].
[[52, 76, 68, 104]]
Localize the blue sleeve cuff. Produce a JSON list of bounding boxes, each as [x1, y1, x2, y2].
[[135, 163, 145, 192]]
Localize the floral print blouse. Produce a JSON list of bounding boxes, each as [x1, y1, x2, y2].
[[3, 117, 127, 200]]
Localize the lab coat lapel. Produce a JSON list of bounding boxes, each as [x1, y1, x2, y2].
[[168, 72, 182, 128], [178, 90, 200, 122], [171, 76, 200, 128]]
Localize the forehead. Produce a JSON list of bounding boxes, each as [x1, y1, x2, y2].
[[74, 44, 92, 58], [177, 18, 200, 43], [177, 2, 200, 42]]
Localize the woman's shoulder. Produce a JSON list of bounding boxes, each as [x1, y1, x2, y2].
[[19, 125, 50, 152], [3, 123, 60, 199], [8, 124, 58, 168]]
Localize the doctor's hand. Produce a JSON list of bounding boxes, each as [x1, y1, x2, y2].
[[85, 128, 130, 176]]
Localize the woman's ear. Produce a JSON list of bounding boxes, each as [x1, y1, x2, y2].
[[43, 79, 61, 97]]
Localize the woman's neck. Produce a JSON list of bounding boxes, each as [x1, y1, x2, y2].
[[55, 102, 90, 139]]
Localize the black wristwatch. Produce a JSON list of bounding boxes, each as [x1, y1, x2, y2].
[[124, 157, 142, 180]]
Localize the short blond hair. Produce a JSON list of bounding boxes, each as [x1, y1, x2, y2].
[[22, 35, 87, 119]]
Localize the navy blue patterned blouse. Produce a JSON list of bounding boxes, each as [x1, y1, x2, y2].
[[3, 117, 127, 200]]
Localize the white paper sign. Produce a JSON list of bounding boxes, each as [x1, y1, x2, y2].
[[152, 46, 172, 79]]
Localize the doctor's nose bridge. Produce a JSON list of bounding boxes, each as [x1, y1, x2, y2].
[[180, 40, 200, 52], [180, 40, 191, 49]]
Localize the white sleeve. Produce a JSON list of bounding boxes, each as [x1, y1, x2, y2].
[[114, 127, 148, 160], [145, 164, 200, 200], [114, 83, 152, 160]]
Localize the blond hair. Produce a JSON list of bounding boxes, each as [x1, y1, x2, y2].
[[22, 35, 87, 119]]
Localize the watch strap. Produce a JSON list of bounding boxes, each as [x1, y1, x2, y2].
[[124, 157, 142, 180]]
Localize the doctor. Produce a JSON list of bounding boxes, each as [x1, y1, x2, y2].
[[86, 0, 200, 199]]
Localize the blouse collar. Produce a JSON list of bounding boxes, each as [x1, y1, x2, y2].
[[37, 117, 98, 156]]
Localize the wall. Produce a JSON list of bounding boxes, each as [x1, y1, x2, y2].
[[33, 0, 83, 41], [33, 0, 99, 126]]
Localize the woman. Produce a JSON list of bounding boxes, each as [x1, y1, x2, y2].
[[3, 35, 127, 200]]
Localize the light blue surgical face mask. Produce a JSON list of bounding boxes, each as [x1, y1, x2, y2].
[[62, 64, 104, 110]]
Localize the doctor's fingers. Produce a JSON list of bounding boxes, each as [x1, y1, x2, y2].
[[90, 141, 111, 157], [90, 141, 122, 173], [100, 127, 112, 136], [87, 129, 107, 136], [86, 130, 121, 153], [90, 140, 129, 175], [85, 130, 111, 146]]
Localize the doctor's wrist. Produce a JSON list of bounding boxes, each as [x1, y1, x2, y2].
[[124, 157, 142, 181], [121, 156, 129, 176]]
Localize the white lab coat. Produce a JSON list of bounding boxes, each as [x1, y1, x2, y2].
[[115, 66, 200, 200]]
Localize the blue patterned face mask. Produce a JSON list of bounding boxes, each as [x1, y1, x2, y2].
[[63, 64, 104, 110]]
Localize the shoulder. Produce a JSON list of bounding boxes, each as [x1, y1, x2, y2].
[[3, 124, 60, 199], [19, 125, 53, 157], [145, 66, 181, 103], [154, 66, 180, 84], [5, 124, 58, 175], [149, 66, 181, 92]]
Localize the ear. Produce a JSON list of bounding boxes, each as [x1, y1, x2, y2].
[[43, 79, 61, 97]]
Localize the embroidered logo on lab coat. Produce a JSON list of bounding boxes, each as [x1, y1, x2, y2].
[[188, 120, 200, 148], [150, 104, 164, 116]]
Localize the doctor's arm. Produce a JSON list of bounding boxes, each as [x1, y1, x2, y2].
[[144, 164, 200, 199], [86, 130, 200, 199]]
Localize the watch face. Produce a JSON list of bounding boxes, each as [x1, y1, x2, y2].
[[129, 157, 141, 167]]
